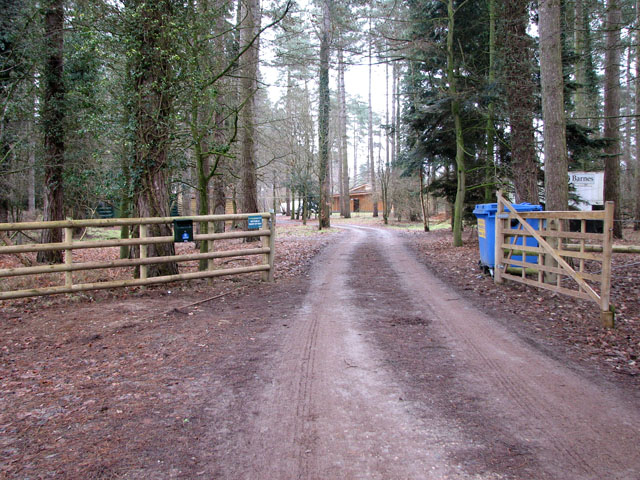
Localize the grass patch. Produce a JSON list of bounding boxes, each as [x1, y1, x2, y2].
[[385, 219, 452, 231], [427, 221, 452, 231], [387, 223, 425, 231], [330, 213, 382, 224], [84, 226, 122, 241], [277, 224, 339, 238]]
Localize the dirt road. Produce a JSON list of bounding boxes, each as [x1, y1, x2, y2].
[[3, 225, 639, 479], [224, 225, 640, 479]]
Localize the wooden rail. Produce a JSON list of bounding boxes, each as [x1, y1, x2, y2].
[[494, 192, 614, 327], [0, 213, 276, 300]]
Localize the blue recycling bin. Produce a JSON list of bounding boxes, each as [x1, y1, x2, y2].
[[473, 202, 543, 269]]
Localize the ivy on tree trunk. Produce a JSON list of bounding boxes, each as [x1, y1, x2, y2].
[[38, 0, 65, 264], [239, 0, 260, 225], [127, 0, 179, 277], [318, 0, 331, 230]]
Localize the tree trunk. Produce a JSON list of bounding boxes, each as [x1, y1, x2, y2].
[[195, 135, 210, 219], [420, 163, 429, 232], [447, 0, 466, 247], [336, 49, 344, 217], [189, 0, 214, 264], [338, 46, 350, 218], [352, 121, 358, 188], [272, 172, 277, 213], [603, 0, 623, 238], [118, 140, 132, 260], [318, 0, 331, 229], [382, 61, 390, 225], [128, 0, 178, 276], [623, 45, 632, 179], [574, 0, 601, 128], [302, 188, 308, 225], [539, 0, 569, 283], [119, 63, 134, 260], [635, 0, 640, 231], [368, 15, 378, 218], [37, 0, 65, 264], [285, 186, 290, 216], [539, 0, 568, 212], [391, 61, 400, 219], [484, 0, 496, 203], [205, 100, 230, 260], [394, 61, 400, 167], [338, 120, 344, 216], [504, 0, 539, 204], [133, 165, 176, 274], [574, 0, 586, 125], [181, 185, 191, 217], [28, 87, 37, 214], [0, 199, 7, 223], [290, 187, 296, 219], [239, 0, 260, 219], [28, 146, 36, 214], [195, 137, 211, 270], [578, 0, 600, 132], [212, 173, 226, 231]]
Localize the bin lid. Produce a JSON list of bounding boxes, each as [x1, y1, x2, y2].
[[473, 203, 498, 215], [473, 202, 543, 215]]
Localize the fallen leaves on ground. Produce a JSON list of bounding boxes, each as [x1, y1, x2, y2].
[[405, 228, 640, 379], [0, 221, 338, 478]]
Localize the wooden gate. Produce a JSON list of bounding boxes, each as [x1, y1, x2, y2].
[[494, 192, 614, 327], [0, 213, 276, 301]]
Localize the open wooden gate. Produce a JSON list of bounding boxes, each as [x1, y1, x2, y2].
[[494, 192, 615, 327]]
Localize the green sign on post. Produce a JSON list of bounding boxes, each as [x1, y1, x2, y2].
[[247, 215, 263, 230]]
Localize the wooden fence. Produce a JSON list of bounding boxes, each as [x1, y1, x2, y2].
[[0, 213, 275, 301], [494, 192, 614, 327]]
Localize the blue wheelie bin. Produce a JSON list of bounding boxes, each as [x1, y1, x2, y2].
[[473, 202, 543, 271]]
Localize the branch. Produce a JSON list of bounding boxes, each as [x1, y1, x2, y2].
[[206, 110, 240, 184], [204, 0, 292, 89]]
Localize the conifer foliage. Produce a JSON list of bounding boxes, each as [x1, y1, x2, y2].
[[0, 0, 636, 253]]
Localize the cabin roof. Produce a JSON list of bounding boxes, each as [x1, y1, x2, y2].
[[332, 183, 372, 198]]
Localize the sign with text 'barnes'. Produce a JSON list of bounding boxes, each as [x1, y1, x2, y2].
[[568, 171, 604, 211]]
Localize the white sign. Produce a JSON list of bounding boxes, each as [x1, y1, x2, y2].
[[568, 171, 603, 210]]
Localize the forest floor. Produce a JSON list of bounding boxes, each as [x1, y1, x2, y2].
[[1, 215, 639, 479]]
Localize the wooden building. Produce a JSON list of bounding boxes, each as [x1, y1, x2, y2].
[[332, 184, 379, 213]]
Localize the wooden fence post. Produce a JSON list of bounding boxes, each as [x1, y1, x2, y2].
[[64, 227, 73, 288], [601, 201, 615, 328], [207, 221, 214, 271], [494, 191, 504, 284], [139, 224, 148, 280], [544, 218, 559, 285], [262, 212, 276, 282]]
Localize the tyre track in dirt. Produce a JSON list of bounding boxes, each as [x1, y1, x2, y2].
[[355, 225, 640, 479], [230, 225, 640, 479], [242, 226, 467, 479]]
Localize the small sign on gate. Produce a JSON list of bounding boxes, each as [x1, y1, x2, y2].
[[173, 219, 194, 242], [247, 215, 263, 230]]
